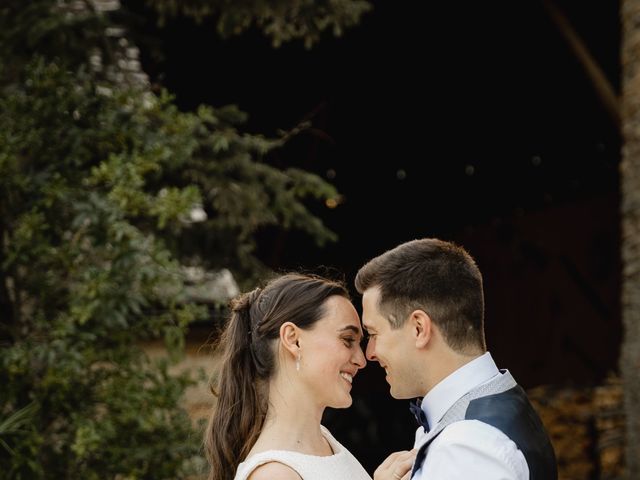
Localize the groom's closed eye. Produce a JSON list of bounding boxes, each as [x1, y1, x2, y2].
[[361, 332, 375, 346]]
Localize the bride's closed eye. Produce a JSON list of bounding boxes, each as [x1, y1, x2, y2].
[[342, 336, 357, 347]]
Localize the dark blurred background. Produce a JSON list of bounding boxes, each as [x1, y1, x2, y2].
[[128, 0, 621, 470]]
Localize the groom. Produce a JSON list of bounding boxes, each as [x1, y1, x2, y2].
[[356, 238, 557, 480]]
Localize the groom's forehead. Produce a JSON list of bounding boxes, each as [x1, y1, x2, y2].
[[362, 317, 378, 332], [361, 285, 382, 306]]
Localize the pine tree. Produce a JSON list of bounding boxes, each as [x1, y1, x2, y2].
[[0, 0, 370, 477]]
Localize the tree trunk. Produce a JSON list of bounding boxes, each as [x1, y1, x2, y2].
[[621, 0, 640, 476]]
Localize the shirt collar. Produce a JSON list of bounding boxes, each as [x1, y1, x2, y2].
[[420, 351, 500, 429]]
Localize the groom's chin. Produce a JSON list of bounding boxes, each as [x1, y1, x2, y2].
[[389, 386, 402, 399], [330, 395, 353, 409], [389, 386, 412, 400]]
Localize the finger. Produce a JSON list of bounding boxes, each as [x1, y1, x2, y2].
[[374, 460, 406, 480], [379, 450, 411, 470], [388, 450, 415, 472], [393, 455, 415, 473], [390, 452, 416, 478], [393, 449, 417, 462]]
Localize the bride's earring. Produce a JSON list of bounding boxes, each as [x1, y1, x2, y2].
[[296, 352, 301, 372]]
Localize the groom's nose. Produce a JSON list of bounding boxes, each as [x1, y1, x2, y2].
[[365, 338, 377, 362]]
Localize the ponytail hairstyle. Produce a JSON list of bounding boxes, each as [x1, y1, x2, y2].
[[205, 273, 349, 480]]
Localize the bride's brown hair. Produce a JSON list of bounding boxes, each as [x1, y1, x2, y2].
[[205, 273, 349, 480]]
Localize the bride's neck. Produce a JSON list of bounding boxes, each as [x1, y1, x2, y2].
[[251, 377, 330, 455]]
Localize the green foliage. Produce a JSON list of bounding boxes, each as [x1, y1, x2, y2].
[[0, 0, 365, 477], [0, 403, 39, 457], [0, 58, 207, 478], [143, 0, 372, 48]]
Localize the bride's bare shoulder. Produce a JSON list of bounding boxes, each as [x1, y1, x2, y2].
[[247, 461, 302, 480]]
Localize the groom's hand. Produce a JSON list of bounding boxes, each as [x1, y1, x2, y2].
[[374, 449, 417, 480]]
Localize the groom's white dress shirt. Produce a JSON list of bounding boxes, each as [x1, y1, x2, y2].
[[412, 352, 529, 480]]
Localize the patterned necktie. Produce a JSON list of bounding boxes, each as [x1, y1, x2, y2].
[[409, 398, 429, 432]]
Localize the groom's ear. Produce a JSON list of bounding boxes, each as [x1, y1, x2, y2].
[[411, 310, 432, 349]]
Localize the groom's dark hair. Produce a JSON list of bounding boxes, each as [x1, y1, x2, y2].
[[355, 238, 486, 353]]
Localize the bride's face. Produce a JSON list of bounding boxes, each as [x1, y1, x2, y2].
[[297, 295, 366, 408]]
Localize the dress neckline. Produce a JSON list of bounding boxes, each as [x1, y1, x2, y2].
[[241, 425, 341, 462]]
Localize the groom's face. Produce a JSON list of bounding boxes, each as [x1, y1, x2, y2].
[[361, 286, 419, 399]]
